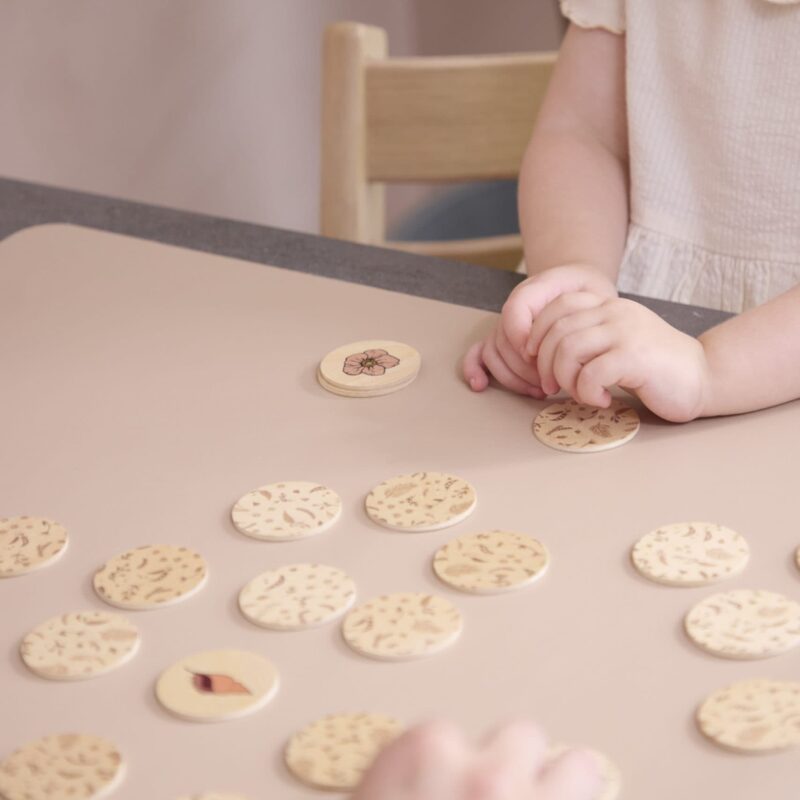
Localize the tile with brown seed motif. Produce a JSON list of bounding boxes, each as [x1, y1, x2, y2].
[[365, 472, 476, 532], [342, 592, 463, 660], [231, 481, 341, 541], [697, 679, 800, 753], [631, 522, 750, 586], [155, 649, 279, 722], [285, 713, 402, 790], [433, 530, 549, 594], [238, 563, 356, 630], [20, 611, 140, 680], [684, 589, 800, 659], [0, 516, 68, 577], [93, 544, 208, 609], [0, 733, 125, 800], [532, 399, 640, 453]]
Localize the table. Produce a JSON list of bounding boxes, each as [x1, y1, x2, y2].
[[2, 179, 796, 800], [0, 176, 730, 334]]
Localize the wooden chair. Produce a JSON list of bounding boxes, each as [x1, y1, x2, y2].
[[320, 22, 557, 270]]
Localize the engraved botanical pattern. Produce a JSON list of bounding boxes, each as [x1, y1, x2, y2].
[[239, 563, 356, 630], [189, 672, 252, 695], [0, 733, 123, 800], [20, 611, 140, 680], [365, 472, 477, 532], [285, 713, 403, 790], [156, 650, 279, 722], [231, 482, 342, 541], [698, 679, 800, 753], [319, 339, 420, 393], [685, 590, 800, 659], [93, 544, 208, 609], [342, 592, 463, 660], [342, 349, 400, 377], [632, 522, 750, 586], [532, 399, 640, 453], [433, 530, 550, 594], [0, 516, 68, 577]]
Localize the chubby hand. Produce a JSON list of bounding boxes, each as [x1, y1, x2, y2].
[[463, 265, 617, 397], [527, 291, 710, 422], [353, 720, 601, 800]]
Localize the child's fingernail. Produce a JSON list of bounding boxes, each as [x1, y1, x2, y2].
[[469, 378, 479, 390]]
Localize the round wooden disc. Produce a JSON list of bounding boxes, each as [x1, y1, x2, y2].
[[155, 649, 279, 722], [533, 399, 640, 453], [285, 713, 402, 790], [231, 481, 342, 541], [631, 522, 750, 587], [0, 516, 68, 578], [697, 679, 800, 753], [317, 368, 417, 398], [0, 733, 125, 800], [433, 530, 549, 594], [238, 563, 356, 630], [684, 589, 800, 659], [365, 471, 476, 532], [342, 592, 463, 660], [319, 340, 420, 392], [93, 544, 208, 609], [20, 611, 141, 680]]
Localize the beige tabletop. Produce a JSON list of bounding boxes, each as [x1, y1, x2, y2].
[[1, 224, 798, 800]]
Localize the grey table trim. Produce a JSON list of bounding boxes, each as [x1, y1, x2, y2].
[[0, 176, 730, 335]]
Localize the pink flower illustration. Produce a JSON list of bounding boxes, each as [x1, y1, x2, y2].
[[342, 349, 400, 377]]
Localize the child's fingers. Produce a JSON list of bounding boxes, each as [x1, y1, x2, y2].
[[482, 336, 542, 396], [353, 720, 467, 800], [495, 325, 545, 397], [526, 291, 606, 359], [536, 306, 607, 395], [551, 328, 614, 400], [575, 350, 628, 407], [502, 278, 566, 351], [501, 287, 542, 352], [462, 341, 491, 392], [536, 748, 603, 800], [479, 719, 549, 781]]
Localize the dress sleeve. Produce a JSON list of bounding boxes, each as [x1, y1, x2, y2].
[[559, 0, 625, 34]]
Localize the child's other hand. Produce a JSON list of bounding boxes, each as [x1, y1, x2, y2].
[[463, 265, 617, 395], [528, 292, 710, 422], [352, 720, 601, 800]]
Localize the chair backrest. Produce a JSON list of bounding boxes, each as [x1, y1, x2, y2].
[[321, 22, 556, 270]]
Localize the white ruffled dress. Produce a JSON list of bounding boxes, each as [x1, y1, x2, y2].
[[559, 0, 800, 312]]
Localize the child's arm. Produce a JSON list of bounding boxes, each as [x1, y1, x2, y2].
[[463, 25, 629, 392], [518, 23, 629, 290], [699, 285, 800, 415]]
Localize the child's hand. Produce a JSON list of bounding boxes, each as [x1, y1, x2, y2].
[[463, 266, 617, 396], [527, 292, 710, 422], [353, 720, 601, 800]]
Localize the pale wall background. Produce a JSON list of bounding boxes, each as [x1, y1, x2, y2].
[[0, 1, 563, 234]]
